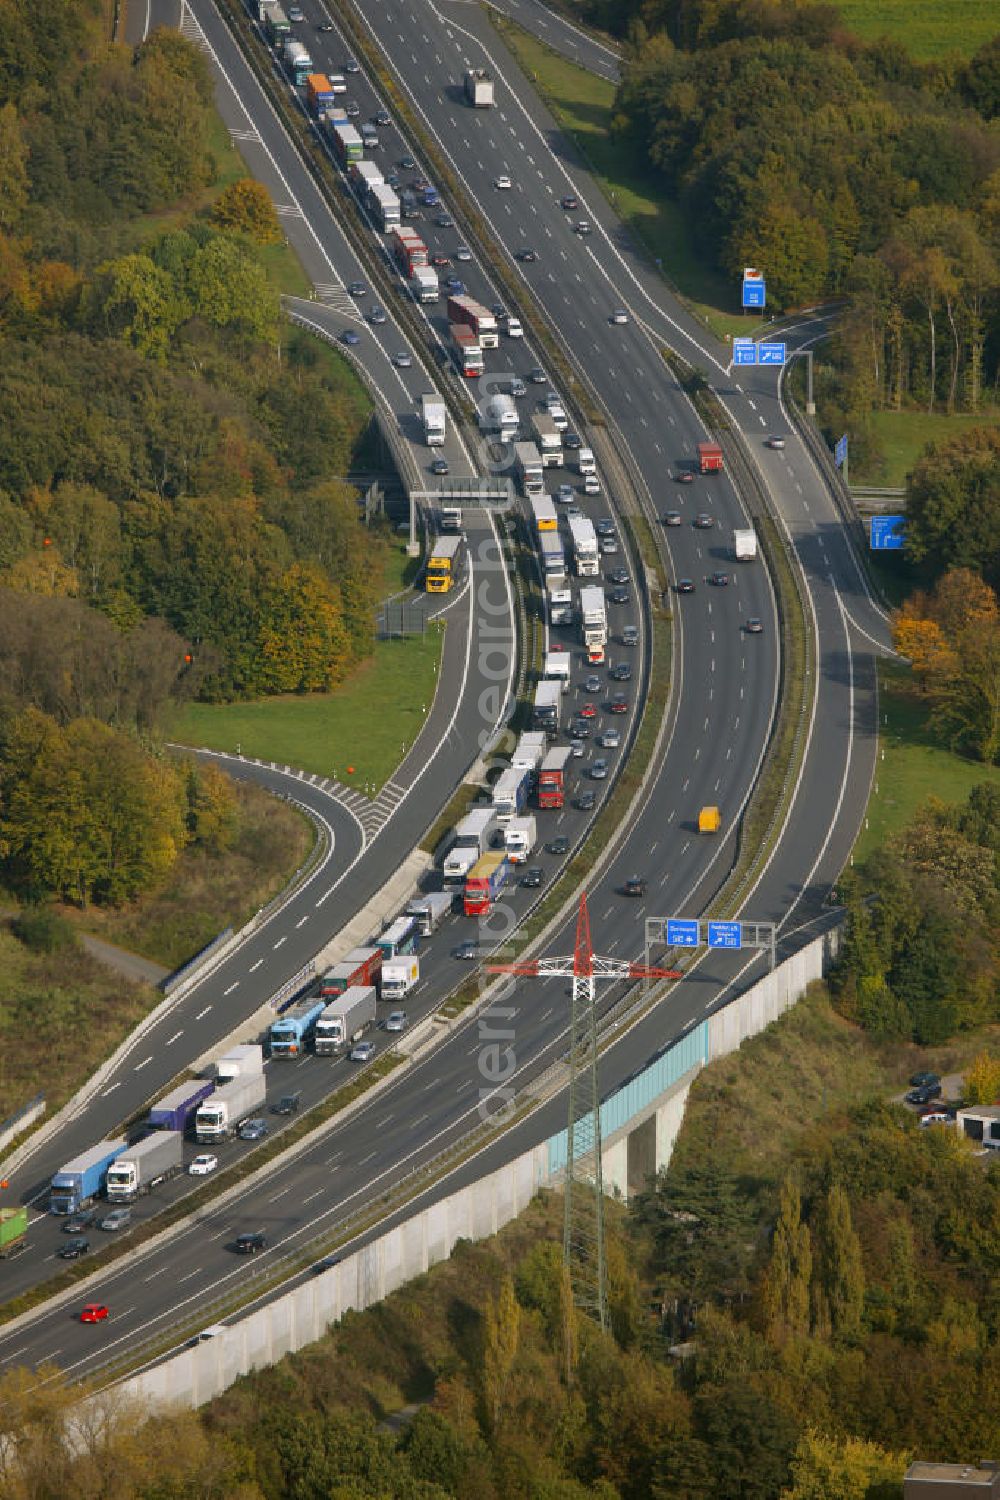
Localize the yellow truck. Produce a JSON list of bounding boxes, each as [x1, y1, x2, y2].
[[425, 534, 465, 594]]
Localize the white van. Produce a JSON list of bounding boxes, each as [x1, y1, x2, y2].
[[577, 447, 596, 475]]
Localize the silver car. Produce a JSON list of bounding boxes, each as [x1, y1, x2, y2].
[[591, 758, 608, 779], [384, 1011, 408, 1032]]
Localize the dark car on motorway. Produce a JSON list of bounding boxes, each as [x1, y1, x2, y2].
[[563, 432, 582, 450], [375, 109, 391, 126], [608, 568, 629, 585], [623, 876, 646, 897], [709, 571, 730, 586], [590, 759, 608, 779], [584, 675, 602, 693], [431, 457, 450, 476], [62, 1210, 97, 1233], [234, 1232, 266, 1256], [455, 941, 479, 961], [546, 837, 570, 856], [431, 252, 450, 267], [516, 248, 538, 262], [341, 329, 360, 346], [528, 367, 547, 384], [596, 518, 615, 535], [59, 1237, 90, 1260], [610, 695, 629, 714], [570, 721, 591, 739], [367, 305, 387, 325], [238, 1118, 268, 1142], [399, 155, 416, 170], [520, 867, 544, 888], [575, 791, 597, 811], [694, 512, 714, 528], [905, 1082, 942, 1106], [444, 276, 465, 293], [347, 281, 366, 297], [676, 470, 694, 484], [435, 212, 454, 228], [609, 663, 632, 682], [675, 578, 695, 594], [609, 588, 630, 605], [274, 1093, 301, 1116], [561, 195, 579, 210]]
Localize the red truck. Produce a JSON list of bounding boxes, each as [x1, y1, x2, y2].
[[392, 227, 427, 275], [697, 442, 723, 473], [316, 945, 383, 999], [451, 323, 484, 376], [537, 746, 572, 809], [446, 293, 499, 350], [464, 852, 511, 916]]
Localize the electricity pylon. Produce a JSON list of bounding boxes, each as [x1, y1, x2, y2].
[[490, 892, 681, 1330]]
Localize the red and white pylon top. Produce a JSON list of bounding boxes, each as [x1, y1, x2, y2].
[[488, 892, 682, 983]]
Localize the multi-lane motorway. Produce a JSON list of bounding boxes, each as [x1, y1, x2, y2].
[[0, 0, 892, 1379]]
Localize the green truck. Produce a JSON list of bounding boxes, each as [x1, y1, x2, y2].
[[0, 1206, 27, 1258]]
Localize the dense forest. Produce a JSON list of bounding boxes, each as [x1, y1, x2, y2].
[[8, 989, 1000, 1498]]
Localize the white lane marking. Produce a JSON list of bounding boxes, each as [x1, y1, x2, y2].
[[165, 1030, 183, 1046], [134, 1057, 152, 1071], [195, 1006, 212, 1020], [249, 959, 263, 972], [223, 982, 239, 996]]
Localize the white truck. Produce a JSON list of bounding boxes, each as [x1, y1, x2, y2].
[[734, 527, 758, 562], [479, 392, 519, 441], [104, 1131, 184, 1202], [195, 1046, 266, 1143], [504, 814, 537, 864], [421, 394, 446, 446], [577, 447, 596, 475], [547, 579, 573, 626], [406, 891, 455, 935], [544, 651, 571, 691], [410, 266, 439, 303], [515, 441, 544, 498], [381, 956, 419, 1000], [531, 411, 562, 468], [492, 766, 530, 823], [580, 585, 608, 663], [464, 68, 494, 107], [371, 182, 400, 229], [314, 986, 377, 1055], [568, 516, 599, 577], [443, 808, 497, 884], [511, 731, 547, 774], [532, 678, 561, 736], [440, 504, 462, 532]]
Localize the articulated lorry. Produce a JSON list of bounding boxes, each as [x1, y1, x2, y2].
[[381, 956, 419, 1000], [443, 808, 497, 885], [511, 731, 547, 774], [421, 394, 446, 446], [464, 851, 511, 917], [479, 392, 518, 440], [105, 1131, 184, 1202], [538, 746, 573, 809], [568, 516, 599, 576], [410, 266, 439, 303], [147, 1078, 215, 1134], [370, 183, 400, 228], [492, 766, 531, 822], [425, 534, 465, 594], [531, 412, 562, 468], [451, 324, 483, 377], [314, 985, 377, 1055], [406, 890, 455, 935], [447, 294, 498, 349], [579, 585, 608, 664], [270, 997, 327, 1058], [50, 1140, 128, 1215], [317, 946, 383, 999], [515, 441, 544, 498], [194, 1045, 266, 1142], [0, 1207, 28, 1258], [532, 678, 562, 736]]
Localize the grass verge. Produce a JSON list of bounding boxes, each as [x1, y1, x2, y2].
[[854, 406, 1000, 488], [167, 627, 445, 792], [72, 780, 315, 971], [491, 15, 741, 338], [853, 659, 1000, 862]]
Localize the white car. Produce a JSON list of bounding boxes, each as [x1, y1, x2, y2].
[[506, 317, 523, 337], [610, 309, 629, 325], [548, 406, 568, 432], [765, 434, 786, 449], [583, 474, 600, 494], [189, 1154, 218, 1176], [494, 175, 512, 190]]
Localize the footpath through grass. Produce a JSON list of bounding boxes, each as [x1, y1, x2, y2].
[[169, 627, 444, 792], [854, 660, 1000, 862], [832, 0, 998, 60], [493, 17, 741, 337]]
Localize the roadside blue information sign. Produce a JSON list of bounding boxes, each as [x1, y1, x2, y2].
[[707, 921, 742, 949], [758, 342, 786, 365], [834, 433, 848, 467], [870, 516, 905, 551], [666, 919, 699, 947], [733, 338, 756, 365]]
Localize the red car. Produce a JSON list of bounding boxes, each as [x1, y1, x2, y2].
[[431, 253, 450, 267], [578, 702, 597, 719], [676, 471, 694, 484], [609, 696, 629, 714], [80, 1302, 109, 1324]]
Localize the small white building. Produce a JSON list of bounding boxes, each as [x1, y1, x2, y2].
[[955, 1104, 1000, 1150]]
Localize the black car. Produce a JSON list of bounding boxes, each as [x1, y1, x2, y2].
[[709, 571, 730, 587], [455, 941, 479, 961], [59, 1237, 90, 1260], [431, 458, 450, 476], [399, 156, 416, 170], [676, 578, 695, 594], [375, 110, 391, 126], [234, 1232, 266, 1256], [575, 791, 597, 811], [491, 302, 506, 320], [905, 1083, 942, 1106], [623, 877, 646, 897], [563, 432, 582, 450], [570, 721, 591, 739], [516, 248, 538, 263], [367, 306, 387, 325], [546, 837, 570, 856], [608, 568, 629, 586], [520, 867, 544, 889], [909, 1071, 940, 1089], [609, 663, 632, 682], [694, 512, 714, 529], [347, 281, 367, 297], [609, 588, 630, 606], [62, 1210, 97, 1233], [528, 368, 548, 384], [274, 1093, 301, 1116], [435, 212, 455, 228]]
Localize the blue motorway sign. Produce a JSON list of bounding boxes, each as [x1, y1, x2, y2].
[[666, 919, 699, 947], [732, 339, 756, 366], [707, 920, 742, 950], [759, 342, 786, 365], [870, 515, 905, 551], [742, 280, 766, 309], [834, 433, 848, 468]]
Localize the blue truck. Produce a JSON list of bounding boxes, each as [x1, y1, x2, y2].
[[147, 1078, 216, 1134], [270, 996, 327, 1058], [49, 1139, 128, 1215]]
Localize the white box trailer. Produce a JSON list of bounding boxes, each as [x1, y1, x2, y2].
[[512, 731, 547, 773], [370, 182, 400, 228], [314, 986, 377, 1054], [544, 652, 571, 691], [464, 68, 494, 107], [421, 394, 446, 445], [734, 527, 758, 561], [381, 956, 419, 1000], [410, 266, 439, 303], [568, 516, 599, 576], [504, 815, 537, 863], [406, 891, 455, 935]]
